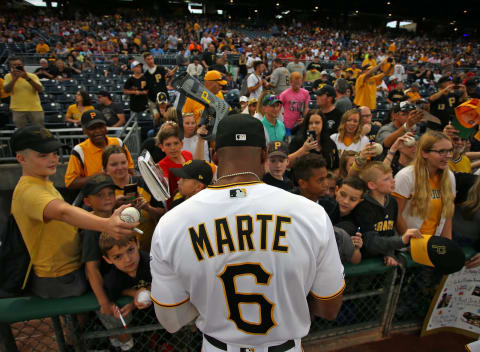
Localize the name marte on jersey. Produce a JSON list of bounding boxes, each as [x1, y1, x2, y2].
[[188, 214, 292, 261]]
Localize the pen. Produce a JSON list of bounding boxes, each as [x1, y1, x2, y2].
[[115, 306, 128, 329], [357, 227, 361, 234], [133, 227, 144, 235]]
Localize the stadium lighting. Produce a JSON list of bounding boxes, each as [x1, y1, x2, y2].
[[314, 6, 318, 10], [464, 10, 467, 14], [276, 3, 279, 6], [388, 13, 392, 17], [254, 9, 258, 13], [387, 1, 391, 4]]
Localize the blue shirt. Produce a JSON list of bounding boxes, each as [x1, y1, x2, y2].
[[261, 117, 286, 142]]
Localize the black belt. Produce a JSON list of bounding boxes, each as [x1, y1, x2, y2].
[[204, 334, 295, 352]]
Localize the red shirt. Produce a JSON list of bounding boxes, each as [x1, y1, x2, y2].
[[158, 150, 193, 208]]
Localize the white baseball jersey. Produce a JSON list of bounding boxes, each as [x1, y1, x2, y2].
[[151, 181, 344, 347]]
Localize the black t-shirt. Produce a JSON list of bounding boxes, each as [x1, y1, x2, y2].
[[51, 66, 73, 79], [262, 172, 293, 191], [81, 229, 113, 275], [144, 66, 168, 102], [124, 75, 148, 113], [96, 102, 124, 126], [34, 66, 55, 79], [202, 51, 217, 67], [313, 78, 332, 91], [103, 250, 151, 301], [429, 93, 461, 130], [323, 108, 343, 134]]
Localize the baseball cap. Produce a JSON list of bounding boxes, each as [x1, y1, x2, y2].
[[239, 96, 249, 103], [97, 90, 111, 99], [204, 70, 227, 85], [215, 113, 266, 150], [171, 160, 213, 186], [130, 60, 142, 69], [410, 235, 465, 275], [393, 101, 416, 113], [453, 98, 480, 139], [267, 141, 288, 158], [320, 70, 328, 75], [317, 85, 336, 98], [81, 109, 107, 129], [10, 125, 64, 153], [262, 94, 281, 106], [82, 174, 116, 197], [248, 98, 258, 106], [157, 92, 168, 105]]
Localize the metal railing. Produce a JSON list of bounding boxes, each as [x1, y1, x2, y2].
[[0, 116, 141, 164], [3, 251, 469, 352]]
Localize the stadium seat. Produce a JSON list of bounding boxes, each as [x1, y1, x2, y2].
[[44, 112, 65, 124]]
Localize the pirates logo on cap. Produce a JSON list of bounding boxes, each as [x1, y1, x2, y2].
[[236, 134, 247, 141], [90, 112, 96, 119]]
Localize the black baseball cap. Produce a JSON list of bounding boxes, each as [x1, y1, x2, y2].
[[410, 235, 465, 275], [215, 114, 266, 150], [267, 141, 288, 158], [11, 125, 64, 153], [97, 91, 112, 99], [82, 174, 116, 196], [317, 85, 336, 98], [81, 109, 107, 129], [393, 101, 416, 113], [171, 160, 213, 186]]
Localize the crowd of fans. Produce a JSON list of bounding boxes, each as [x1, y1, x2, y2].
[[2, 11, 480, 351]]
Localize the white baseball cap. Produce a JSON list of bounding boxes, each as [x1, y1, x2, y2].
[[130, 60, 142, 69], [239, 96, 249, 103]]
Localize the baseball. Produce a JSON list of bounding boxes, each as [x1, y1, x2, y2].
[[403, 136, 415, 147], [120, 207, 140, 223], [137, 290, 152, 305], [373, 143, 383, 156]]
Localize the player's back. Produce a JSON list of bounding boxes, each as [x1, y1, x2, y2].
[[151, 181, 344, 347]]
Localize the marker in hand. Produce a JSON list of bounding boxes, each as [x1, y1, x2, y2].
[[120, 207, 143, 235], [115, 306, 128, 329]]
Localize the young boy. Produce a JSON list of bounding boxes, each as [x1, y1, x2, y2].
[[262, 141, 293, 191], [10, 125, 136, 299], [354, 162, 421, 266], [81, 174, 134, 351], [156, 122, 193, 209], [100, 232, 152, 321], [293, 154, 363, 264]]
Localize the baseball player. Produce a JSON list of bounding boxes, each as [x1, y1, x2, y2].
[[150, 114, 345, 351]]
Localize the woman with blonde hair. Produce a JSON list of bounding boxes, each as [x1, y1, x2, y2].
[[330, 108, 369, 155], [393, 131, 455, 238]]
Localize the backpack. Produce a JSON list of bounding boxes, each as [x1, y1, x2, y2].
[[240, 72, 254, 97], [0, 215, 32, 298]]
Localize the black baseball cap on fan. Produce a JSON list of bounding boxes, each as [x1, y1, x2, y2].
[[10, 125, 65, 153], [171, 160, 213, 186], [81, 109, 107, 129], [215, 114, 266, 150]]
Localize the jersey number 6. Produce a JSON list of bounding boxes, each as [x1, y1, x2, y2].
[[218, 263, 276, 335]]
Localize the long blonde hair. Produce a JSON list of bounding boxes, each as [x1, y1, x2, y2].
[[462, 176, 480, 219], [409, 131, 454, 219], [337, 109, 363, 144]]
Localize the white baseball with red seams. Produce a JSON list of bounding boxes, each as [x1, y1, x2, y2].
[[120, 207, 140, 223], [137, 290, 152, 305]]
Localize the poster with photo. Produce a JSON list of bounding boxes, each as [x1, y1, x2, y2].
[[422, 267, 480, 338]]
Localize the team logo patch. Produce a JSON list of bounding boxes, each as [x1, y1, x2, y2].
[[230, 188, 247, 198], [432, 245, 447, 255], [236, 133, 247, 141]]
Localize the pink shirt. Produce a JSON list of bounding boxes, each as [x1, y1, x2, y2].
[[279, 88, 310, 129]]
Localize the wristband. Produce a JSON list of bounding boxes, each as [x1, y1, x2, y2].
[[403, 123, 411, 132]]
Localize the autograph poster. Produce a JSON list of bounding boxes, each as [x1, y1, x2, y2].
[[422, 267, 480, 339]]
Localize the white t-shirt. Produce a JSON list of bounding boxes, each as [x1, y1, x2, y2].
[[182, 134, 210, 161], [151, 182, 344, 346], [247, 74, 263, 99], [329, 134, 369, 155], [393, 165, 456, 236]]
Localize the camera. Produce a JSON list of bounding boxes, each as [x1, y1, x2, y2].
[[306, 130, 316, 140]]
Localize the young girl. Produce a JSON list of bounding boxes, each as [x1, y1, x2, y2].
[[393, 131, 455, 238], [330, 109, 370, 155], [181, 112, 210, 161], [65, 89, 94, 125]]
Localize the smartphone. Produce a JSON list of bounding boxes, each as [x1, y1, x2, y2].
[[15, 65, 24, 71], [306, 130, 316, 140], [124, 183, 138, 201]]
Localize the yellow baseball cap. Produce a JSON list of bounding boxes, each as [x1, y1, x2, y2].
[[204, 70, 227, 85]]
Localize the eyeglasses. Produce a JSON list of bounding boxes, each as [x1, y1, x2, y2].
[[265, 95, 280, 102], [428, 149, 454, 156]]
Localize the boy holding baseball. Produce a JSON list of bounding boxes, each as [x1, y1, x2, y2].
[[99, 232, 152, 318]]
